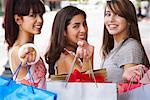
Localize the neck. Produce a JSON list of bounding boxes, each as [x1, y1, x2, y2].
[[65, 44, 77, 52], [113, 33, 128, 43], [15, 31, 34, 45], [113, 34, 129, 48]]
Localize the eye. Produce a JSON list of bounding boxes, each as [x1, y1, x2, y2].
[[73, 24, 79, 29], [105, 12, 111, 17], [29, 14, 36, 17]]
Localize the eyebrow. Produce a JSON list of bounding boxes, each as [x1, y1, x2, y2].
[[73, 22, 80, 25], [69, 22, 80, 26]]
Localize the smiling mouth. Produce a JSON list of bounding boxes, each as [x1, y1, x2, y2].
[[108, 24, 118, 29], [79, 36, 86, 40]]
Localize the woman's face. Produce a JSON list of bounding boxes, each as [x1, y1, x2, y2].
[[65, 14, 88, 46], [19, 9, 44, 35], [104, 6, 129, 37]]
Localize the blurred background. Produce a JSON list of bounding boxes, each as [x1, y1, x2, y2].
[[0, 0, 150, 77]]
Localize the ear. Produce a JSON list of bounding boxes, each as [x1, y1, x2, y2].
[[14, 14, 22, 25], [64, 31, 67, 36]]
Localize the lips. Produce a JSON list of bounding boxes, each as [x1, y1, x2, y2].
[[108, 24, 118, 30], [78, 35, 86, 40], [34, 25, 42, 30], [35, 25, 42, 28]]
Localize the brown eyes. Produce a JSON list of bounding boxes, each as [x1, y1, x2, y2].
[[105, 12, 119, 17], [28, 13, 43, 18], [105, 12, 111, 17]]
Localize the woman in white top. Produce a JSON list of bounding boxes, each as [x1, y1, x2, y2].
[[4, 0, 47, 89]]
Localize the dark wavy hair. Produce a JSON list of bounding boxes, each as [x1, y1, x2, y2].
[[45, 6, 87, 75]]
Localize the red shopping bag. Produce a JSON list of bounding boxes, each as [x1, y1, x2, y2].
[[118, 82, 141, 94], [118, 74, 142, 94], [69, 69, 106, 82]]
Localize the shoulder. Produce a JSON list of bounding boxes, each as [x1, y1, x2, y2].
[[118, 38, 143, 57], [124, 38, 141, 47], [57, 52, 73, 64], [122, 38, 142, 50]]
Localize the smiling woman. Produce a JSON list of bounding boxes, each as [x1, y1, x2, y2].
[[100, 0, 149, 83], [45, 6, 94, 77], [4, 0, 47, 89]]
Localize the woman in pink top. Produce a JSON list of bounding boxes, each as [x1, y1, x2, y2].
[[4, 0, 46, 89]]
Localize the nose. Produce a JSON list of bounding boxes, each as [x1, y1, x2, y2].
[[80, 25, 87, 33], [36, 15, 43, 23], [109, 14, 116, 22]]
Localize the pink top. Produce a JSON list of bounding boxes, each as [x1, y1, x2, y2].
[[19, 59, 47, 89]]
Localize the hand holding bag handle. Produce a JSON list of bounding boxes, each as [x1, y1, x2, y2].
[[9, 43, 40, 93], [118, 67, 144, 94], [18, 43, 40, 65]]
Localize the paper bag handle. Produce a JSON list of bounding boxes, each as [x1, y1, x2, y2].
[[127, 67, 144, 90], [65, 55, 98, 87]]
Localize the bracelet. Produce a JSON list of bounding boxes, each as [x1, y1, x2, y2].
[[18, 43, 40, 65]]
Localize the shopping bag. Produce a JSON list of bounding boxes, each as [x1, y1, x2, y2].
[[68, 69, 106, 82], [0, 76, 57, 100], [47, 81, 117, 100], [51, 54, 107, 83], [118, 82, 141, 94], [118, 69, 143, 94], [118, 84, 150, 100], [51, 68, 107, 82], [47, 55, 116, 100], [0, 62, 57, 100]]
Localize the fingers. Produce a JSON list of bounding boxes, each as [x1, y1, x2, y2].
[[20, 47, 36, 64], [76, 40, 93, 61], [76, 47, 83, 58], [123, 65, 147, 82], [77, 40, 86, 47], [136, 64, 148, 72]]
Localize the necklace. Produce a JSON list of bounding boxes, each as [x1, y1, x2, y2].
[[64, 48, 83, 66]]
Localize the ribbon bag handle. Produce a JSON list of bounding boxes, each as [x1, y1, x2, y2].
[[7, 62, 35, 94], [65, 55, 98, 87], [127, 67, 145, 91]]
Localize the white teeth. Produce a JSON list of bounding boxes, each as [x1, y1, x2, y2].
[[109, 25, 117, 28], [79, 36, 85, 39], [35, 25, 41, 29]]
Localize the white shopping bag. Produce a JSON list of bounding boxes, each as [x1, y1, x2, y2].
[[46, 81, 117, 100]]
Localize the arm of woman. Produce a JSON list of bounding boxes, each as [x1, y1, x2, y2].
[[118, 39, 148, 82]]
